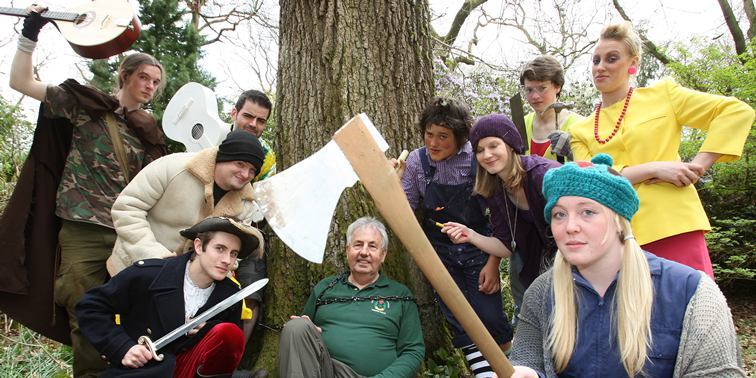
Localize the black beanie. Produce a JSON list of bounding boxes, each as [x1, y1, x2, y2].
[[216, 130, 265, 173]]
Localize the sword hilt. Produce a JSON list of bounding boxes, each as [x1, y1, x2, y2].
[[137, 335, 164, 362]]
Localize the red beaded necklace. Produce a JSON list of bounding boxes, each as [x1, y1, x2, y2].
[[594, 87, 634, 144]]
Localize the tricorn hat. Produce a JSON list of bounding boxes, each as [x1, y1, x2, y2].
[[180, 217, 263, 259]]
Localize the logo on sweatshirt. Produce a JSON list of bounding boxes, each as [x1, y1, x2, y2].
[[371, 298, 389, 314]]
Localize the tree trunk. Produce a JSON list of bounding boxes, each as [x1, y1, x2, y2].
[[717, 0, 748, 57], [745, 0, 756, 40], [249, 0, 456, 373]]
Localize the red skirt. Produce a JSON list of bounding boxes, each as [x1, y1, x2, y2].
[[641, 230, 714, 279]]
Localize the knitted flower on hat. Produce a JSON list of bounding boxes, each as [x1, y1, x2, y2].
[[542, 153, 639, 223]]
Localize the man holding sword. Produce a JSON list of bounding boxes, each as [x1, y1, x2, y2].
[[76, 217, 265, 377]]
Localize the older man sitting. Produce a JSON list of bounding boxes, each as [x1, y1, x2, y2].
[[278, 216, 425, 377]]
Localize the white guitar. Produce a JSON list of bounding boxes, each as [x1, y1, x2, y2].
[[162, 82, 230, 152]]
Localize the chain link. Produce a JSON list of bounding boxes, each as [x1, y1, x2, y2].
[[314, 272, 417, 312], [316, 294, 416, 307]]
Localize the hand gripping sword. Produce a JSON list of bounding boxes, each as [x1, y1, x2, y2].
[[137, 278, 269, 361]]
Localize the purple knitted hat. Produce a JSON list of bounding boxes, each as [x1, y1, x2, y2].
[[469, 114, 524, 154]]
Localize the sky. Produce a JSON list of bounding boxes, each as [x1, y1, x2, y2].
[[0, 0, 744, 122]]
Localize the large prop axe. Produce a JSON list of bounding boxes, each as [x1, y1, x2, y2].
[[161, 91, 514, 373]]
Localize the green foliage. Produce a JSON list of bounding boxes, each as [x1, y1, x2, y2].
[[667, 38, 756, 290], [667, 38, 755, 104], [423, 347, 466, 378], [87, 0, 216, 153], [0, 98, 33, 183], [707, 217, 756, 289]]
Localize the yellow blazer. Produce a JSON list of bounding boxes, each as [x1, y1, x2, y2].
[[570, 78, 754, 244]]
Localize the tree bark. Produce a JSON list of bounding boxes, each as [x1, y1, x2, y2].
[[441, 0, 488, 46], [717, 0, 748, 56], [745, 0, 756, 40], [249, 0, 455, 373], [612, 0, 673, 65]]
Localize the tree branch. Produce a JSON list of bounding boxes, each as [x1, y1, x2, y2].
[[716, 0, 748, 56], [475, 0, 598, 70], [611, 0, 673, 65], [441, 0, 488, 45], [745, 0, 756, 40]]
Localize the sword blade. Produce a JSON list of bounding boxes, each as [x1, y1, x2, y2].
[[152, 278, 268, 350]]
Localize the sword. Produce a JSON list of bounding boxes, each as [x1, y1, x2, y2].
[[137, 278, 269, 361]]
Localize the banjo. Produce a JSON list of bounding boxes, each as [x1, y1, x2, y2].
[[1, 0, 140, 59]]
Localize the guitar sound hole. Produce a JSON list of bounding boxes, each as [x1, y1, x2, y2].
[[191, 124, 204, 140]]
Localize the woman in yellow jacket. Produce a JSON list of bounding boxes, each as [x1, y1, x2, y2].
[[569, 22, 754, 278]]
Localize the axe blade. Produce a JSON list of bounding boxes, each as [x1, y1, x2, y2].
[[251, 114, 388, 263]]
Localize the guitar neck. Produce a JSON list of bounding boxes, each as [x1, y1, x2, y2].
[[0, 7, 80, 22]]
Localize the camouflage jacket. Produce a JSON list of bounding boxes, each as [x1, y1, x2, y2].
[[44, 85, 155, 228]]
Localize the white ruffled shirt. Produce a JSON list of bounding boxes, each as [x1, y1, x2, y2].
[[183, 261, 215, 319]]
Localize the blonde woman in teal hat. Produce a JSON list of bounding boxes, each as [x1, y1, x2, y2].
[[506, 154, 744, 378]]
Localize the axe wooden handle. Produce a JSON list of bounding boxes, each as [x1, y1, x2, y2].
[[334, 116, 514, 376]]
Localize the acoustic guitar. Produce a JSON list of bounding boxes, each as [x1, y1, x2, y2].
[[163, 82, 230, 152], [0, 0, 140, 59]]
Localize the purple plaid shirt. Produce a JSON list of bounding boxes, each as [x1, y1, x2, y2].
[[401, 142, 474, 210]]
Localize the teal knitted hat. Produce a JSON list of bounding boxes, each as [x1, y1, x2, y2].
[[542, 154, 639, 223]]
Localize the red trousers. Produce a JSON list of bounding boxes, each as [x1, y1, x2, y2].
[[642, 230, 714, 279], [173, 322, 245, 377]]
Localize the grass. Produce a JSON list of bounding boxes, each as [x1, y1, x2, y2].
[[0, 315, 71, 377]]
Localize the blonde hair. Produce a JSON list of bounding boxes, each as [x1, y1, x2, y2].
[[473, 145, 525, 198], [548, 212, 653, 376], [600, 22, 643, 64]]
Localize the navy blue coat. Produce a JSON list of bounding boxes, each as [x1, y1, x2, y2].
[[76, 252, 242, 376]]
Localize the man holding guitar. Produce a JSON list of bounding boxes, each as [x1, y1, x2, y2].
[[3, 5, 167, 377]]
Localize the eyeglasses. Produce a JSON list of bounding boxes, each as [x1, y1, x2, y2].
[[520, 85, 550, 97]]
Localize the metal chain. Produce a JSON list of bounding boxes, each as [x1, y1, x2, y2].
[[314, 272, 416, 312], [257, 272, 422, 333], [316, 294, 416, 307]]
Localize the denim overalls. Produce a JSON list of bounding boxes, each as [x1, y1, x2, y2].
[[418, 147, 512, 347]]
